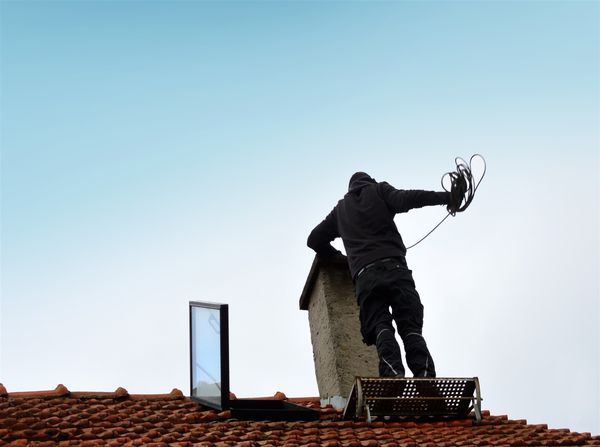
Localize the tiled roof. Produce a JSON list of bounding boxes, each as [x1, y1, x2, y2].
[[1, 383, 599, 447]]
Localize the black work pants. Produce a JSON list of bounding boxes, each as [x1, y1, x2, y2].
[[355, 257, 436, 378]]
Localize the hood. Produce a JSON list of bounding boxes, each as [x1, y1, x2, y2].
[[348, 172, 376, 193]]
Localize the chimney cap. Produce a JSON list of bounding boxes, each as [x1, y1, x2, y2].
[[299, 254, 349, 310]]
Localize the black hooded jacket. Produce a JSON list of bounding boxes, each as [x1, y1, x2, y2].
[[307, 173, 450, 278]]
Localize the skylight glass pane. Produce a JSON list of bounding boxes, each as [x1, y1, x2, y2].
[[191, 305, 222, 401]]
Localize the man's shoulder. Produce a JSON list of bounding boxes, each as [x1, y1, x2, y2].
[[340, 181, 391, 201], [373, 180, 394, 195], [377, 180, 395, 189]]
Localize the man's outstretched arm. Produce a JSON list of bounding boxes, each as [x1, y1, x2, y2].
[[307, 209, 342, 257], [379, 182, 450, 214]]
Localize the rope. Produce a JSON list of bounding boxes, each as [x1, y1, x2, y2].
[[406, 154, 486, 250]]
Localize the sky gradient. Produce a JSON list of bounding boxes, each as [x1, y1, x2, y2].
[[1, 0, 599, 435]]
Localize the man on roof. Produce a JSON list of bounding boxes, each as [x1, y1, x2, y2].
[[307, 172, 461, 378]]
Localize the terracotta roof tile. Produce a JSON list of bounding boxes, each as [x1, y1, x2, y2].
[[1, 384, 599, 447]]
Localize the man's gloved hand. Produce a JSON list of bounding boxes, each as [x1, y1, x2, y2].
[[324, 249, 347, 260], [317, 246, 347, 261], [447, 174, 467, 215]]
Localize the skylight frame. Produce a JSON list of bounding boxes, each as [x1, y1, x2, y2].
[[189, 300, 230, 410]]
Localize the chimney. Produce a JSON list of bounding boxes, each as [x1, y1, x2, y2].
[[299, 255, 378, 407]]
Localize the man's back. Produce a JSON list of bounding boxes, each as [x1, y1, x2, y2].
[[332, 179, 408, 277], [308, 172, 449, 278]]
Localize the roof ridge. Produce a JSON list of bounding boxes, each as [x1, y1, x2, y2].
[[3, 384, 70, 399], [0, 384, 321, 403], [0, 384, 185, 400]]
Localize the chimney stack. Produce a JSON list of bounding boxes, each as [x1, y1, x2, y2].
[[300, 255, 378, 407]]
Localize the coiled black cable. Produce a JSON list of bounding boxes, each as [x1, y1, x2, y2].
[[443, 154, 486, 216], [406, 154, 486, 250]]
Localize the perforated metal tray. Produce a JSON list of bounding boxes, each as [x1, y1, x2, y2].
[[343, 377, 482, 423]]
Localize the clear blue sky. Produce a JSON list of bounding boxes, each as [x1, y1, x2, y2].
[[1, 0, 598, 435]]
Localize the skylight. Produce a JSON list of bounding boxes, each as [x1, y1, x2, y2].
[[189, 300, 319, 421]]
